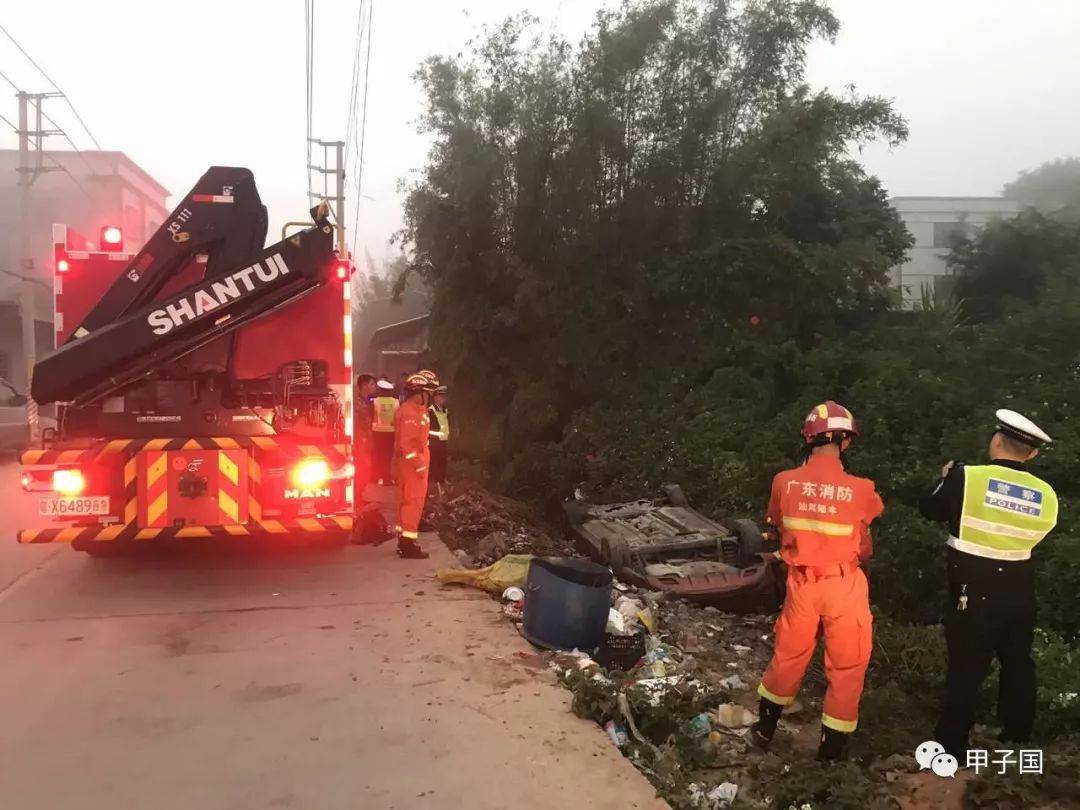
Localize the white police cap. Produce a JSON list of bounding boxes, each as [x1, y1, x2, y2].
[[995, 408, 1052, 446], [376, 379, 395, 391]]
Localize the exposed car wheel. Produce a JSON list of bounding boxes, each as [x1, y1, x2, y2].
[[601, 535, 631, 574], [660, 483, 689, 507], [731, 518, 767, 568]]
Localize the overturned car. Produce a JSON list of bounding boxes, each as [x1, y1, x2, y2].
[[564, 485, 783, 613]]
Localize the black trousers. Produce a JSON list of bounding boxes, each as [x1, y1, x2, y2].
[[372, 432, 396, 484], [935, 549, 1036, 757], [429, 439, 447, 484]]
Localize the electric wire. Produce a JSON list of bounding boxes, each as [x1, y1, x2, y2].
[[0, 21, 103, 151], [0, 107, 93, 199], [351, 0, 374, 257]]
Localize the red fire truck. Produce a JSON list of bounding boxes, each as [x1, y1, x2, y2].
[[18, 167, 355, 554]]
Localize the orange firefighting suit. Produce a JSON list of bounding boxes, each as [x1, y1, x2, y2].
[[394, 398, 430, 542], [757, 454, 885, 733]]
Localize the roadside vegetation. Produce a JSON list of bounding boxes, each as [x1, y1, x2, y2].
[[401, 0, 1080, 804]]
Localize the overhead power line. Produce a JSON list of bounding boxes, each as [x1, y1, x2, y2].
[[0, 108, 93, 200], [351, 0, 374, 256], [0, 20, 103, 150], [0, 64, 99, 179]]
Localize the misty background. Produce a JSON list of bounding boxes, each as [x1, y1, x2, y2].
[[1, 0, 1077, 269]]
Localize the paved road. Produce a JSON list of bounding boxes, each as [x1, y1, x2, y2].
[[0, 461, 666, 810]]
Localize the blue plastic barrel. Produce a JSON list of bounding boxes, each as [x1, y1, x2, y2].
[[522, 557, 612, 651]]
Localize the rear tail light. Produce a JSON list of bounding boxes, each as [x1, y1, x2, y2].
[[52, 469, 86, 497], [290, 458, 330, 489]]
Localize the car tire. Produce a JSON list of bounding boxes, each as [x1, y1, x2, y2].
[[601, 535, 630, 574], [731, 518, 767, 568], [660, 483, 689, 507]]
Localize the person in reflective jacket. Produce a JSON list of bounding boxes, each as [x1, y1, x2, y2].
[[751, 401, 885, 761], [920, 409, 1058, 758]]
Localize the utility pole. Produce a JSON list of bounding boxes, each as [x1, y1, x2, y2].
[[15, 90, 62, 441], [307, 138, 346, 255]]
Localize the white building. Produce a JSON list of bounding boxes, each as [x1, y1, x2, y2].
[[890, 196, 1023, 308]]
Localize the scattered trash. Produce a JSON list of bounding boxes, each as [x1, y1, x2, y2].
[[631, 676, 685, 706], [688, 782, 739, 810], [715, 703, 757, 728], [617, 691, 658, 752], [639, 607, 657, 633], [426, 482, 574, 562], [502, 586, 525, 602], [604, 720, 630, 747], [606, 608, 628, 636], [595, 632, 647, 671], [689, 712, 713, 737], [718, 674, 747, 690], [708, 781, 738, 807], [731, 644, 751, 653], [782, 698, 803, 716], [436, 554, 533, 593]]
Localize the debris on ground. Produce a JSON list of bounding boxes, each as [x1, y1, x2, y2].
[[426, 481, 575, 565], [436, 553, 533, 593]]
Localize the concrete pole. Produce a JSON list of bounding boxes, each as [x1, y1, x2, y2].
[[16, 92, 39, 441], [334, 140, 346, 255]]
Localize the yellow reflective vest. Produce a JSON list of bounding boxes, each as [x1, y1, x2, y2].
[[372, 396, 399, 433], [429, 405, 450, 441], [950, 464, 1059, 561]]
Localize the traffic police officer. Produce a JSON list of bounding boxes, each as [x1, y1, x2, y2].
[[920, 409, 1059, 758]]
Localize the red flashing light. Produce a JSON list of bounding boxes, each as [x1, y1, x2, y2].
[[56, 259, 70, 274], [291, 457, 331, 489], [52, 468, 86, 497], [100, 225, 123, 251], [333, 261, 350, 281]]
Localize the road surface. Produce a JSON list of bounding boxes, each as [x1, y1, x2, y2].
[[0, 461, 667, 810]]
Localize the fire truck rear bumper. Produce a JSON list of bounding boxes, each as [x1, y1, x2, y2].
[[17, 516, 354, 545]]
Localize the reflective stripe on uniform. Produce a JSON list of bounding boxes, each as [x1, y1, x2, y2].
[[960, 515, 1045, 542], [781, 516, 854, 536], [401, 530, 419, 540], [947, 535, 1032, 561], [757, 682, 794, 706], [822, 712, 858, 733]]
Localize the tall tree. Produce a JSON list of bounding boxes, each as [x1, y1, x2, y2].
[[402, 0, 910, 475], [1004, 156, 1080, 222]]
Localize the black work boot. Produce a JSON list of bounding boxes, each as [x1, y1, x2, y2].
[[397, 537, 429, 559], [816, 726, 850, 761], [749, 697, 785, 751]]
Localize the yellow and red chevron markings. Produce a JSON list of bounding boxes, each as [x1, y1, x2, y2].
[[21, 437, 351, 467], [17, 516, 353, 545], [139, 450, 169, 527], [217, 449, 248, 524]]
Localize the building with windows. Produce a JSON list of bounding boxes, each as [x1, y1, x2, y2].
[[890, 196, 1023, 309], [0, 150, 168, 396]]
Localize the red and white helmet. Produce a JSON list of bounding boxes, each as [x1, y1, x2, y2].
[[802, 401, 858, 444]]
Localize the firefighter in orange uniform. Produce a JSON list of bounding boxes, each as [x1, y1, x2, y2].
[[394, 373, 437, 559], [751, 401, 884, 761]]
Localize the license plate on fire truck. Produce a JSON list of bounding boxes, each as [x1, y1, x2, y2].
[[39, 497, 111, 517]]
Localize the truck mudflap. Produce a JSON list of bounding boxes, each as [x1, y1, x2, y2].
[[18, 516, 353, 545]]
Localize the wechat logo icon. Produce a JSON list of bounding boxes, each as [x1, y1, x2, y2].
[[915, 740, 958, 777]]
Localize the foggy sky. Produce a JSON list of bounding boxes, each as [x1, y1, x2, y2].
[[1, 1, 1078, 269]]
